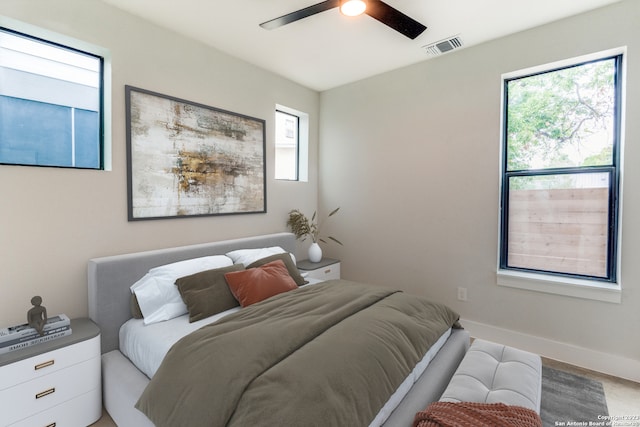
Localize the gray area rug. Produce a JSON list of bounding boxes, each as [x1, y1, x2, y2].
[[541, 365, 609, 427]]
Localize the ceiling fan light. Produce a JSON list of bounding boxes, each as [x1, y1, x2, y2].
[[340, 0, 367, 17]]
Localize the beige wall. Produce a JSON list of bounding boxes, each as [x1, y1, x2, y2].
[[0, 1, 319, 326], [1, 0, 638, 380], [319, 0, 640, 379]]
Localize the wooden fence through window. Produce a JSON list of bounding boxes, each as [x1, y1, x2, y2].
[[507, 187, 609, 277]]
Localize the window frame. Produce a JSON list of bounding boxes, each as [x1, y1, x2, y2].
[[275, 109, 300, 181], [0, 24, 106, 170], [274, 104, 309, 182], [498, 51, 624, 301]]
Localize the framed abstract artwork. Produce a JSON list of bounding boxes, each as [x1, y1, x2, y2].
[[125, 86, 266, 220]]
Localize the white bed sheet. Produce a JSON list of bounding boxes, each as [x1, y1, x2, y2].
[[120, 307, 241, 379], [119, 281, 451, 427], [120, 278, 324, 378]]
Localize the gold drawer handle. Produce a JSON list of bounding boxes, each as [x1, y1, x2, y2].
[[35, 388, 55, 399], [35, 360, 55, 370], [324, 269, 332, 274]]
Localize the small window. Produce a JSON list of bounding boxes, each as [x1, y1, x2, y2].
[[275, 110, 298, 180], [500, 54, 622, 284], [0, 27, 104, 169], [275, 106, 308, 181]]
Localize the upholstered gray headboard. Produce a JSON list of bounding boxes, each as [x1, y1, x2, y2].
[[88, 232, 297, 353]]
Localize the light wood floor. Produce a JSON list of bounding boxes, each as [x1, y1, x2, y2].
[[90, 358, 640, 426]]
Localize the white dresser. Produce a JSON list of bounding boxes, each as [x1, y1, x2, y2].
[[0, 318, 101, 427]]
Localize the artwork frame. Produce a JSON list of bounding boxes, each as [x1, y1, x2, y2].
[[125, 86, 266, 221]]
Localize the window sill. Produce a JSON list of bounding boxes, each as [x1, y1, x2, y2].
[[497, 269, 621, 303]]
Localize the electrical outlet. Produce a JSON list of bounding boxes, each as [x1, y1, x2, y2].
[[457, 287, 468, 302]]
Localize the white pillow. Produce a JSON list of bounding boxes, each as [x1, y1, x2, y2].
[[131, 255, 233, 325], [225, 246, 296, 266]]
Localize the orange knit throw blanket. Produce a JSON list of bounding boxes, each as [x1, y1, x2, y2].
[[413, 402, 542, 427]]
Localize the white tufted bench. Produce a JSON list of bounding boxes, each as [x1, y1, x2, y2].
[[439, 339, 542, 413]]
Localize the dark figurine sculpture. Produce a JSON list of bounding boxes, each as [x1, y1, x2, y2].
[[27, 296, 47, 336]]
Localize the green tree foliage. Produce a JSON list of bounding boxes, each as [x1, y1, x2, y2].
[[506, 59, 615, 173]]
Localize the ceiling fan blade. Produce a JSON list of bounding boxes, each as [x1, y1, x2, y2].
[[260, 0, 340, 30], [365, 0, 427, 39]]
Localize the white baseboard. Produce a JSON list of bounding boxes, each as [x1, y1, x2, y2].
[[461, 318, 640, 383]]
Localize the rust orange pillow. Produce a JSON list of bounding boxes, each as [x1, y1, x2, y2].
[[224, 259, 298, 307]]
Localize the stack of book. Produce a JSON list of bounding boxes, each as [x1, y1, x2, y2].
[[0, 314, 72, 354]]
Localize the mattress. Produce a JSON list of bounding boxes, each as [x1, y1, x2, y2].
[[120, 302, 451, 427]]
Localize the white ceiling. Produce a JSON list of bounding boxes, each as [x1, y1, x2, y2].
[[99, 0, 621, 91]]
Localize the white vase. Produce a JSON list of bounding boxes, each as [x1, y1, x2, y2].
[[308, 242, 322, 263]]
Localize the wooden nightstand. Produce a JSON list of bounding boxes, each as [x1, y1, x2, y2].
[[0, 318, 101, 427], [297, 258, 341, 281]]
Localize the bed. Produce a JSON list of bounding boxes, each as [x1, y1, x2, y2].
[[88, 232, 470, 427]]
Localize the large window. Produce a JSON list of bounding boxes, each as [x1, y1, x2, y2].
[[0, 27, 104, 169], [500, 53, 622, 287]]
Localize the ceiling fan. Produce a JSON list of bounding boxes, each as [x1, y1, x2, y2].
[[260, 0, 427, 40]]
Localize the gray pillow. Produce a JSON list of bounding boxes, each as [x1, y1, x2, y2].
[[176, 264, 244, 323]]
